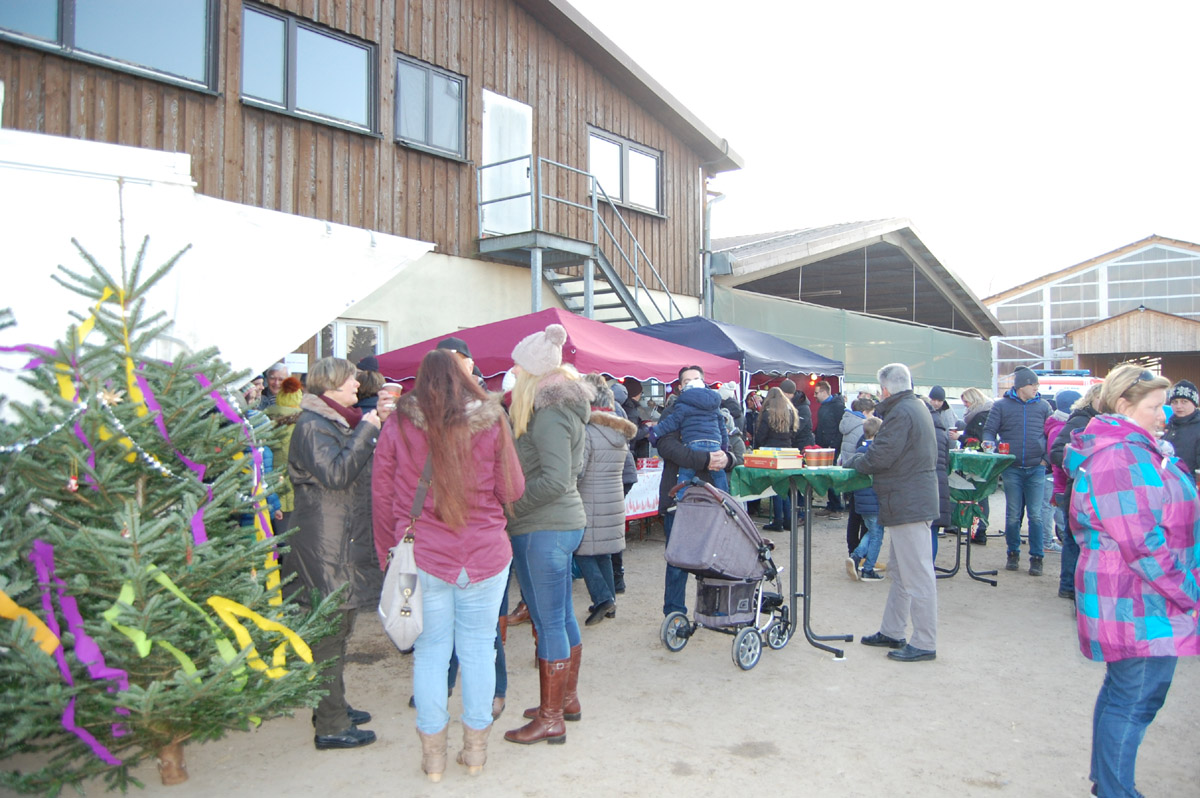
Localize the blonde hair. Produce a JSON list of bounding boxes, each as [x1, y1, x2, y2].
[[862, 416, 882, 439], [1099, 363, 1169, 414], [1076, 384, 1103, 412], [960, 387, 989, 408], [509, 364, 580, 438]]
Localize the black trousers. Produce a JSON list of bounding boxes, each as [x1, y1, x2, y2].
[[312, 608, 357, 735], [845, 495, 866, 555]]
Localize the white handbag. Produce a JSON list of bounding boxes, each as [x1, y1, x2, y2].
[[379, 454, 431, 652]]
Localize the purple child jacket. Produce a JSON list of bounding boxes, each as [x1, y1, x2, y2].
[[1065, 414, 1200, 662]]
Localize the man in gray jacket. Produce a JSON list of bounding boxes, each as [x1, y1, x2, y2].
[[845, 363, 940, 662]]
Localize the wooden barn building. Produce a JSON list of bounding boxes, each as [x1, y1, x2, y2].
[[0, 0, 741, 366], [983, 235, 1200, 389]]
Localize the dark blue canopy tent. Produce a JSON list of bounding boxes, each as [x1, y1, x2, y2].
[[632, 317, 843, 381]]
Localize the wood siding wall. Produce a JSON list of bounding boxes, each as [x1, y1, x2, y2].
[[0, 0, 706, 296]]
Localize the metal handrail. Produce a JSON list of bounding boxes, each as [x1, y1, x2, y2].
[[477, 154, 683, 322]]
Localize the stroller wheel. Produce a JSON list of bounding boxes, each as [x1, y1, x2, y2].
[[732, 627, 762, 670], [766, 618, 791, 650], [660, 612, 691, 652]]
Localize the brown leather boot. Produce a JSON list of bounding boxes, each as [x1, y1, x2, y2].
[[506, 600, 530, 625], [416, 726, 448, 782], [525, 644, 581, 721], [504, 658, 568, 745], [455, 724, 491, 775]]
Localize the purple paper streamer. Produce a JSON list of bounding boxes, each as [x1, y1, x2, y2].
[[195, 374, 272, 538], [29, 540, 124, 765], [135, 370, 210, 545]]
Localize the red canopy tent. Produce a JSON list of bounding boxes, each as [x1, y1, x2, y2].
[[375, 308, 739, 387]]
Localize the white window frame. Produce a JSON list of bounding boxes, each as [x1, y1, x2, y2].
[[587, 127, 663, 215], [318, 319, 385, 361]]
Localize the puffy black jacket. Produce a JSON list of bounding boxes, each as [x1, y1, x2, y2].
[[983, 389, 1052, 467], [815, 394, 846, 451], [1165, 410, 1200, 479], [930, 404, 952, 527], [845, 390, 938, 526], [790, 393, 815, 449]]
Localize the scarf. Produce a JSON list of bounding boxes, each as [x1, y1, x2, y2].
[[319, 394, 363, 429]]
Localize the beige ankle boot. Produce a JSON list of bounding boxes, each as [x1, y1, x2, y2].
[[456, 724, 491, 775], [417, 727, 448, 782]]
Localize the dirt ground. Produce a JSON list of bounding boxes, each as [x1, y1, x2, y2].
[[5, 504, 1198, 797]]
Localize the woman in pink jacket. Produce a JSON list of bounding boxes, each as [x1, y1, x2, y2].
[[1064, 364, 1200, 798], [372, 349, 524, 782]]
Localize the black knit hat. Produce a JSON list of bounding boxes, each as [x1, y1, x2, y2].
[[1012, 367, 1039, 390], [357, 355, 380, 372], [929, 385, 946, 402], [1168, 379, 1199, 407]]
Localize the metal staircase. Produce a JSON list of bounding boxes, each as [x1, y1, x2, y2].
[[476, 156, 683, 327]]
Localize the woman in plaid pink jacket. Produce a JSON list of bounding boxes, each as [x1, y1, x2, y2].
[[1065, 364, 1200, 798]]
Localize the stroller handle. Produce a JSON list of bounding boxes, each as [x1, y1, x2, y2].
[[668, 478, 738, 518]]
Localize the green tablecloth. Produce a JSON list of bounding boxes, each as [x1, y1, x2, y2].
[[732, 465, 872, 500], [948, 450, 1015, 528]]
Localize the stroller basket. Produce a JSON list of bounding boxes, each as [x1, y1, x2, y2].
[[665, 479, 770, 580], [695, 577, 757, 628]]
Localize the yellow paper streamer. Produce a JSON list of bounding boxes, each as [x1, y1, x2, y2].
[[206, 596, 314, 679], [0, 589, 60, 655]]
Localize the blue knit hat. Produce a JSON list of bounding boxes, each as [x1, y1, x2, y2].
[[1055, 389, 1082, 413]]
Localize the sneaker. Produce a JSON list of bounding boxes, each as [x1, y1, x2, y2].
[[1029, 556, 1044, 577], [860, 569, 885, 581], [845, 556, 860, 581], [826, 512, 844, 521], [762, 522, 784, 532], [1005, 552, 1020, 571], [1046, 539, 1063, 553], [814, 507, 831, 517]]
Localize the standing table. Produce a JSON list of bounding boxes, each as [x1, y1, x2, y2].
[[936, 450, 1015, 586], [732, 465, 871, 659]]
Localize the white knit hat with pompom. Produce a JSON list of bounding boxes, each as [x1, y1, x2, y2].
[[512, 323, 567, 377]]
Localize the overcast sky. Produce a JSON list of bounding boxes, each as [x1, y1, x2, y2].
[[569, 0, 1200, 299]]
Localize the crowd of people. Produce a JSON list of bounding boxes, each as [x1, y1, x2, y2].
[[240, 344, 1197, 796]]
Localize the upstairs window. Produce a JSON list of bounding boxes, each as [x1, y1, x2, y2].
[[395, 54, 466, 159], [241, 5, 375, 132], [0, 0, 214, 88], [588, 129, 661, 214]]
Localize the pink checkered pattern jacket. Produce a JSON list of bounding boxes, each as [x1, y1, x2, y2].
[[1065, 414, 1200, 662]]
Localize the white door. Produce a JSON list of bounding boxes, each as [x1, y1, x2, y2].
[[480, 89, 533, 236]]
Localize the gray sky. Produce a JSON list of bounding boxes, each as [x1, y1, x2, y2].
[[569, 0, 1200, 299]]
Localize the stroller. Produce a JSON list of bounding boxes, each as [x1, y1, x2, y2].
[[659, 479, 790, 670]]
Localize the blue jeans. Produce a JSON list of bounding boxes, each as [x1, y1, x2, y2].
[[1057, 493, 1080, 594], [662, 511, 689, 616], [770, 494, 792, 527], [1003, 465, 1046, 557], [1091, 656, 1177, 798], [575, 553, 615, 607], [850, 513, 884, 570], [676, 439, 728, 497], [510, 529, 584, 660], [413, 565, 509, 734]]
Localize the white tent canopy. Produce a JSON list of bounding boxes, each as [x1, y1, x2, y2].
[[0, 130, 433, 413]]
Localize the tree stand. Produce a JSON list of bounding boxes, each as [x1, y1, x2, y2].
[[156, 742, 188, 785]]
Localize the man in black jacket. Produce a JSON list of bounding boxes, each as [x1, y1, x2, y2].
[[814, 380, 846, 518], [846, 363, 939, 662], [657, 365, 732, 617], [1049, 385, 1101, 600]]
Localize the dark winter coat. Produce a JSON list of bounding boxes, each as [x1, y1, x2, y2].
[[1050, 404, 1100, 533], [790, 392, 815, 449], [286, 394, 382, 610], [845, 390, 938, 527], [930, 403, 952, 527], [508, 374, 593, 537], [983, 389, 1052, 468], [650, 386, 728, 451], [850, 439, 880, 515], [656, 405, 735, 515], [815, 394, 846, 452], [963, 400, 992, 443], [1165, 410, 1200, 480], [744, 408, 760, 447], [576, 411, 636, 556], [755, 405, 799, 449]]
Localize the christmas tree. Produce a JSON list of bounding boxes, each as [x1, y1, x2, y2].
[[0, 240, 341, 794]]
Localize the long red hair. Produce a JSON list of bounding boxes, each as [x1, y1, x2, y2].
[[398, 349, 516, 529]]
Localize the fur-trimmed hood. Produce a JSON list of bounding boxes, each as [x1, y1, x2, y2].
[[588, 409, 636, 439], [299, 393, 350, 426], [393, 393, 506, 435], [534, 372, 595, 416]]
